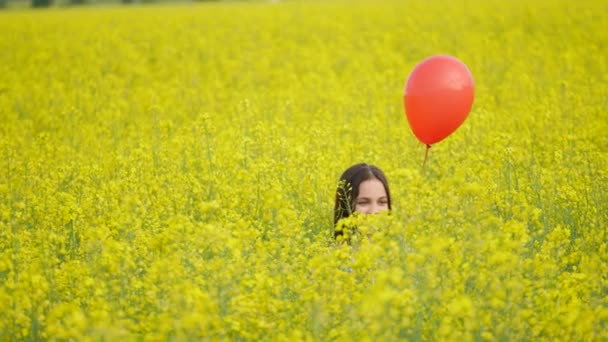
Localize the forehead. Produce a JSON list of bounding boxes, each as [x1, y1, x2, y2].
[[357, 178, 387, 198]]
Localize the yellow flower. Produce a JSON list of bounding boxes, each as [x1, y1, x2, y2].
[[0, 0, 606, 340]]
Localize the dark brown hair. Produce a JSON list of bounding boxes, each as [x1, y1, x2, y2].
[[333, 163, 391, 238]]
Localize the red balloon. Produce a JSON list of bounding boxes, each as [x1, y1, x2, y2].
[[404, 55, 474, 145]]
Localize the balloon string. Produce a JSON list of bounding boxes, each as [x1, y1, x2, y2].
[[422, 144, 431, 169]]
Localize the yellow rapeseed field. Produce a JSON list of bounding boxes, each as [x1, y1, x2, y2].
[[1, 0, 607, 340]]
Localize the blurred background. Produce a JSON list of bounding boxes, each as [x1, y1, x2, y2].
[[0, 0, 265, 9]]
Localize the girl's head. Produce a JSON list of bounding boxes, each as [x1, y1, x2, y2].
[[334, 163, 391, 236]]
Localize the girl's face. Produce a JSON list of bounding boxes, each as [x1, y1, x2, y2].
[[354, 178, 389, 214]]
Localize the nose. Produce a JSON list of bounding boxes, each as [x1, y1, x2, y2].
[[368, 203, 381, 214]]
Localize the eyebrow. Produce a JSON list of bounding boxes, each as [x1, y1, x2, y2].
[[357, 196, 388, 201]]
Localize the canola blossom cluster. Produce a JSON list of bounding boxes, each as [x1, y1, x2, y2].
[[1, 0, 607, 340]]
